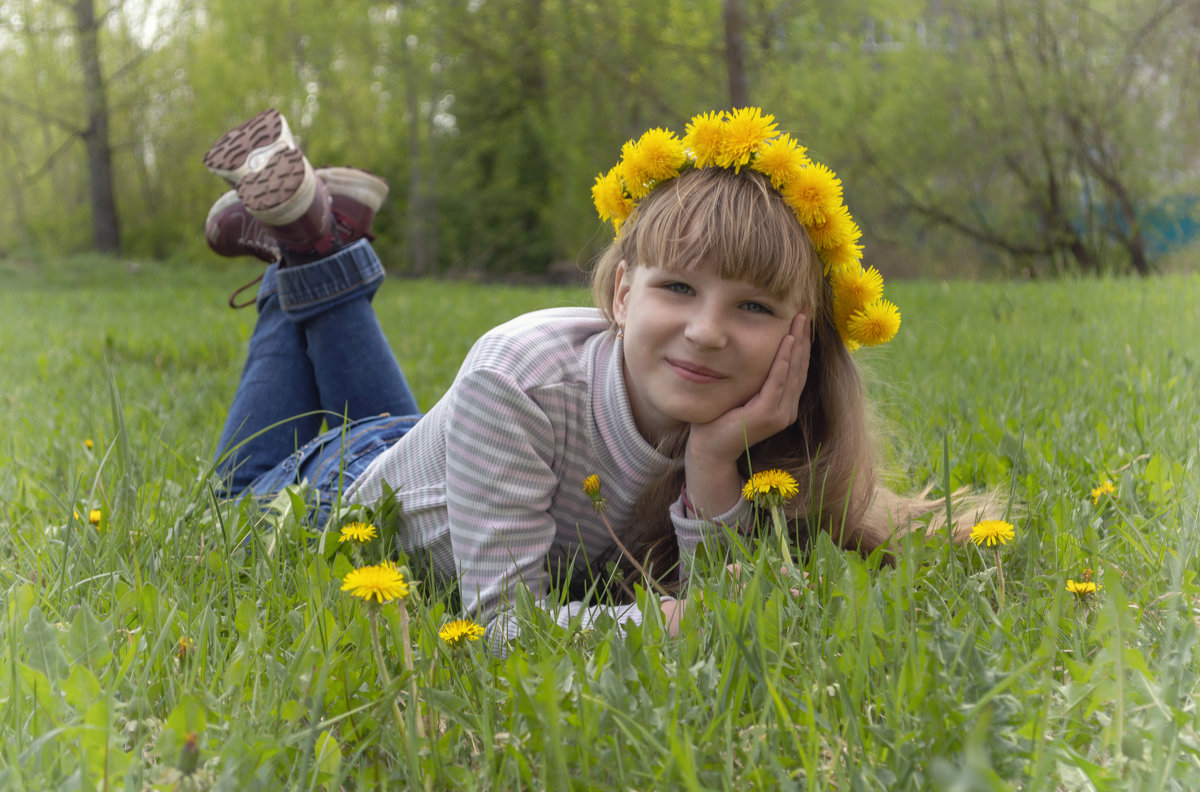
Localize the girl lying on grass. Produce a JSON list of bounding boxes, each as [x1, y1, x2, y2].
[[203, 106, 988, 654]]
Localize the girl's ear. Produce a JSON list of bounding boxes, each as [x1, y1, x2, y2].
[[612, 260, 631, 325]]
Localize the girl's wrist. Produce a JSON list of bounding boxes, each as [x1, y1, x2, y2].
[[682, 454, 743, 519]]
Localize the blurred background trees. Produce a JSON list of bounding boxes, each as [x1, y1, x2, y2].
[[1, 0, 1197, 277]]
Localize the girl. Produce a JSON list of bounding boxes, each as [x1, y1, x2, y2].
[[205, 107, 971, 655]]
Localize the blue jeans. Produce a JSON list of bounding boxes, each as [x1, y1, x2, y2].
[[214, 239, 421, 522]]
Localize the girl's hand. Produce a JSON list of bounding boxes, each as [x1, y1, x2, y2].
[[681, 313, 811, 517], [689, 312, 811, 461], [660, 598, 685, 636]]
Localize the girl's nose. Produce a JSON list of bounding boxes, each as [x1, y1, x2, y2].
[[684, 306, 728, 349]]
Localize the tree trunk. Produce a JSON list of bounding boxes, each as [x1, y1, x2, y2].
[[74, 0, 121, 254], [401, 6, 431, 276], [0, 109, 31, 253], [724, 0, 749, 107]]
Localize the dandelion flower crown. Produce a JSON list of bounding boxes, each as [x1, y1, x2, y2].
[[592, 107, 900, 350]]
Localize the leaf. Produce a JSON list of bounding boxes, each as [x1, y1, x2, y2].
[[63, 665, 103, 712], [67, 602, 113, 668], [313, 730, 342, 779], [23, 606, 66, 679]]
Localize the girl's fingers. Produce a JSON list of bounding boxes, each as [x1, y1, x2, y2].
[[770, 313, 810, 411]]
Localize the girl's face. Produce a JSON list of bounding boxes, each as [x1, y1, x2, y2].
[[612, 260, 803, 444]]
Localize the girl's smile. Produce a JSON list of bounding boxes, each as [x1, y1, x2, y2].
[[612, 261, 803, 443]]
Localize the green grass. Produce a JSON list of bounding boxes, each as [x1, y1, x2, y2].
[[1, 255, 1198, 789]]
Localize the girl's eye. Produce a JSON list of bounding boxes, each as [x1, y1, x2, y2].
[[743, 301, 774, 315], [663, 282, 694, 295]]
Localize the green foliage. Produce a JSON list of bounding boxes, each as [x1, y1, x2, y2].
[[1, 258, 1199, 787], [7, 0, 1194, 274]]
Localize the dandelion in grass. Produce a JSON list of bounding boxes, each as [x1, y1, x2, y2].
[[1067, 567, 1098, 600], [341, 562, 409, 604], [969, 519, 1015, 610], [742, 469, 800, 503], [969, 520, 1015, 547], [176, 637, 192, 661], [1066, 579, 1098, 598], [1091, 480, 1116, 505], [84, 438, 94, 450], [582, 474, 604, 506], [582, 474, 667, 597], [743, 469, 800, 569], [88, 509, 102, 527], [439, 618, 485, 648], [338, 521, 377, 544], [340, 562, 422, 739]]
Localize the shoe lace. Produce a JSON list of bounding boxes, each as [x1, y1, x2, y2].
[[227, 273, 265, 309]]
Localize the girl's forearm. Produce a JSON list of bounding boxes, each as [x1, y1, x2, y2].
[[683, 447, 743, 518]]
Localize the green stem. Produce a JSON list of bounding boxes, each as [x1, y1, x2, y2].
[[399, 605, 424, 739], [994, 547, 1006, 611], [771, 503, 794, 573], [368, 607, 406, 740]]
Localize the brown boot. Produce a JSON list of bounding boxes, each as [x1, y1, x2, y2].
[[204, 167, 388, 263], [236, 147, 338, 256], [204, 190, 282, 264]]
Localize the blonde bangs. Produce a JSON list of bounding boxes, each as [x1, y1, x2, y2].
[[595, 168, 824, 317]]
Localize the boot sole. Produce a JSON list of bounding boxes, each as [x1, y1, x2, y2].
[[202, 108, 296, 185], [237, 148, 319, 226], [316, 167, 389, 212]]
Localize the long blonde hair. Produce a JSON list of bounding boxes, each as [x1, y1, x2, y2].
[[588, 168, 881, 582]]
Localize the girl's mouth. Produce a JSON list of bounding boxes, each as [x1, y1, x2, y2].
[[666, 358, 726, 383]]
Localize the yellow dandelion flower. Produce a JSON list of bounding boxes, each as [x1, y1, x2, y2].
[[1090, 480, 1116, 505], [805, 202, 854, 251], [439, 618, 485, 647], [636, 128, 686, 181], [751, 133, 809, 188], [339, 521, 378, 543], [969, 519, 1015, 547], [782, 162, 843, 226], [592, 166, 633, 225], [819, 218, 864, 274], [1066, 579, 1098, 597], [720, 107, 778, 172], [89, 509, 102, 526], [582, 473, 606, 511], [682, 109, 727, 168], [742, 469, 800, 502], [176, 637, 192, 660], [619, 128, 685, 199], [831, 264, 884, 318], [341, 562, 410, 604], [847, 299, 901, 347], [84, 438, 94, 450]]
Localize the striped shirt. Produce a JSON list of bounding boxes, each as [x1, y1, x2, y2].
[[347, 307, 751, 653]]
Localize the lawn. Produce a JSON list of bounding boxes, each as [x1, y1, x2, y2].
[[1, 255, 1198, 790]]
